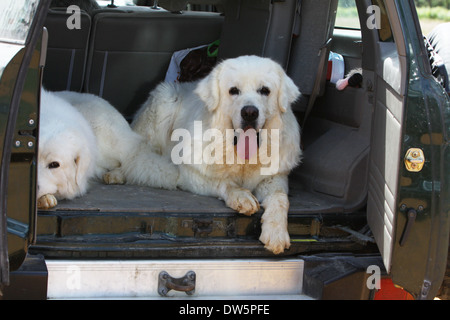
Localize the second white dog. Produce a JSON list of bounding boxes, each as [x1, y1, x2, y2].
[[37, 89, 98, 209], [38, 90, 179, 209]]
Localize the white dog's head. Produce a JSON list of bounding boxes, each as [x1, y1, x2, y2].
[[195, 55, 300, 132], [37, 90, 98, 203], [37, 129, 96, 201], [194, 55, 302, 173]]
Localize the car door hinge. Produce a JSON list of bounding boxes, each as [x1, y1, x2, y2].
[[420, 280, 432, 299]]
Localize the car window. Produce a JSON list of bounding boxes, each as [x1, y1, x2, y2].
[[335, 0, 361, 30], [0, 0, 40, 45]]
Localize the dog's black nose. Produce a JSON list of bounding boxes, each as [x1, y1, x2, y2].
[[241, 106, 259, 122]]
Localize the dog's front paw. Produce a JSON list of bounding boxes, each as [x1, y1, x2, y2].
[[226, 188, 260, 215], [103, 168, 126, 185], [38, 194, 58, 209], [259, 219, 291, 254], [259, 194, 290, 254]]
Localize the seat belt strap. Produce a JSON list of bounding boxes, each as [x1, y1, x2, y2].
[[302, 37, 332, 128]]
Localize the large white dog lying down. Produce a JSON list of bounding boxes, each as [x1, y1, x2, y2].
[[129, 56, 302, 254], [37, 89, 179, 209]]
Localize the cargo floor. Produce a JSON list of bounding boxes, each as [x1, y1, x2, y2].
[[34, 168, 372, 258], [47, 169, 349, 215]]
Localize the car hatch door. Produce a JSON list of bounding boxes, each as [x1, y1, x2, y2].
[[366, 0, 449, 300], [0, 0, 50, 295]]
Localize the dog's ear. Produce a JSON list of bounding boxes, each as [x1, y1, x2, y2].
[[195, 62, 223, 112], [74, 151, 93, 194], [277, 67, 300, 113]]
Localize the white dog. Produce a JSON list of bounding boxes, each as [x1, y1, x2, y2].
[[38, 90, 179, 209], [37, 89, 99, 209], [130, 56, 302, 254]]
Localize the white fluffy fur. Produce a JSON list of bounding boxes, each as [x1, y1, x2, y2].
[[130, 56, 302, 254], [38, 90, 179, 209], [38, 89, 98, 209]]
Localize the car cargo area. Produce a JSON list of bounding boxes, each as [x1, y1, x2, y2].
[[31, 0, 378, 259], [33, 173, 374, 258]]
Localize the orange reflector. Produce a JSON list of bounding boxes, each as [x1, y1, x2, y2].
[[374, 278, 415, 300]]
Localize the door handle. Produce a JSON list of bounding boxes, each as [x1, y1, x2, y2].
[[399, 209, 417, 246]]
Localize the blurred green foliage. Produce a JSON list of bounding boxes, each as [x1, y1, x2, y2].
[[416, 6, 450, 21], [414, 0, 449, 10], [336, 0, 450, 22]]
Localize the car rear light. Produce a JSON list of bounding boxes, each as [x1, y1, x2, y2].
[[374, 278, 414, 300]]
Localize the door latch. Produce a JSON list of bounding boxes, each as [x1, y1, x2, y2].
[[404, 148, 425, 172], [158, 271, 196, 296]]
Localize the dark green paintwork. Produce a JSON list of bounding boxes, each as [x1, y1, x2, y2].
[[389, 0, 449, 299], [0, 0, 50, 291]]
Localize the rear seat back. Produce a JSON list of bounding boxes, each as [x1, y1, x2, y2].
[[287, 0, 338, 101], [85, 10, 224, 119], [43, 9, 91, 92], [218, 0, 297, 69]]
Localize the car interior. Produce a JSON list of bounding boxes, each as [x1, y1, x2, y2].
[[35, 0, 402, 257]]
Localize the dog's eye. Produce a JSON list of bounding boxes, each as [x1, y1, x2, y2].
[[48, 161, 60, 169], [258, 86, 271, 96], [229, 87, 240, 95]]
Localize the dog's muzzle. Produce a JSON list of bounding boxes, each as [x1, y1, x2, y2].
[[233, 106, 261, 160], [240, 105, 259, 134], [241, 105, 258, 123]]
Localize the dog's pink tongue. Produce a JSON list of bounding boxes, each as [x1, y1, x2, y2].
[[237, 129, 258, 160]]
